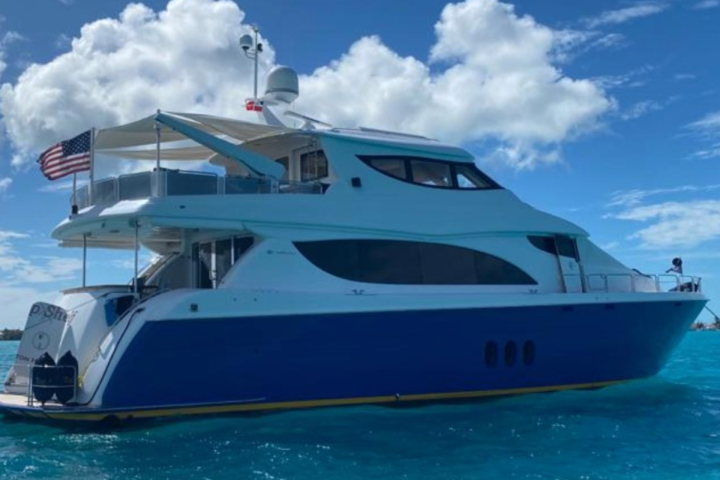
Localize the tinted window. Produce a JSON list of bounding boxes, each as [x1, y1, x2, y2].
[[454, 164, 494, 189], [555, 235, 579, 260], [359, 155, 501, 190], [410, 160, 452, 187], [528, 236, 557, 255], [360, 240, 422, 284], [295, 240, 535, 285], [233, 236, 254, 262], [295, 241, 360, 280], [474, 252, 536, 285], [369, 158, 407, 180], [300, 150, 328, 181], [419, 242, 477, 284]]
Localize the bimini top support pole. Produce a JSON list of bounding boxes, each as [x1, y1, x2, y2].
[[154, 112, 285, 180], [154, 110, 161, 172]]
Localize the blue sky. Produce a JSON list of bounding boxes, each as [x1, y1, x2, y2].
[[0, 0, 719, 327]]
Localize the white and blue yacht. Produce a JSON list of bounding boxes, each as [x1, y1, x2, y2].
[[0, 65, 707, 424]]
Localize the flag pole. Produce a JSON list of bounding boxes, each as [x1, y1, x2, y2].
[[71, 173, 78, 215], [89, 127, 96, 205], [82, 234, 87, 288], [154, 111, 162, 198]]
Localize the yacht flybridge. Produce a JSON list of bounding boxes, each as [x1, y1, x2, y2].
[[0, 64, 707, 424]]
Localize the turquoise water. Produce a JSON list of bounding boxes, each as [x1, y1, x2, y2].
[[1, 334, 719, 479]]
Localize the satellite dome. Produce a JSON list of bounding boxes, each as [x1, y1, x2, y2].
[[265, 66, 299, 104]]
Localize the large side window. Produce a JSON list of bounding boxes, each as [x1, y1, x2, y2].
[[295, 240, 535, 285], [410, 160, 452, 187], [368, 158, 408, 180], [419, 242, 477, 284], [300, 150, 328, 181], [454, 164, 495, 189], [359, 155, 501, 190], [294, 240, 360, 280], [474, 252, 535, 285], [360, 240, 422, 284]]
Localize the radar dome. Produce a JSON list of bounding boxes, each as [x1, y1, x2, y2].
[[265, 66, 299, 104]]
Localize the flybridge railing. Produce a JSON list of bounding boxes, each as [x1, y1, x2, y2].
[[564, 272, 702, 294], [72, 169, 323, 210]]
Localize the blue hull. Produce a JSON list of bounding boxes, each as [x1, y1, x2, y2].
[[100, 298, 705, 413]]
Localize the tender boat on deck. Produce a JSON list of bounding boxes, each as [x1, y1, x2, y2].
[[0, 66, 707, 424]]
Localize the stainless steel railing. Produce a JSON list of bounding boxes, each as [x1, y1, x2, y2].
[[72, 169, 323, 209], [2, 363, 78, 407], [564, 272, 702, 294]]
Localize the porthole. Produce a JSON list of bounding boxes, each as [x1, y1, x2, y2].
[[485, 341, 498, 367], [504, 341, 517, 367], [522, 341, 535, 366]]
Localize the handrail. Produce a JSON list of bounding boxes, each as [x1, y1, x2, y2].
[[72, 169, 323, 210], [2, 363, 78, 407], [564, 272, 702, 294]]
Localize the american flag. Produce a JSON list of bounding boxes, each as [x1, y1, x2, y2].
[[37, 130, 92, 181]]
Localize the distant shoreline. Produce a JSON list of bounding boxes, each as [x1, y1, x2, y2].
[[691, 322, 720, 331], [0, 329, 23, 341]]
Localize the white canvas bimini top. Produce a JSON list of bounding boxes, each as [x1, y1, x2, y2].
[[93, 112, 290, 161]]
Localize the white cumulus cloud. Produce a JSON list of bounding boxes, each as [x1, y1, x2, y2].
[[1, 0, 611, 171], [1, 0, 274, 168], [300, 0, 611, 168]]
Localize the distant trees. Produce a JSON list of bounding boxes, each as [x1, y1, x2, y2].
[[0, 329, 23, 341], [691, 318, 720, 331]]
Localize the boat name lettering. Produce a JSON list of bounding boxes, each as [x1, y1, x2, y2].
[[15, 353, 34, 364], [30, 303, 68, 323]]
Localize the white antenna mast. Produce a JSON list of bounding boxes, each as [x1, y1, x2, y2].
[[238, 29, 332, 129], [239, 25, 263, 101]]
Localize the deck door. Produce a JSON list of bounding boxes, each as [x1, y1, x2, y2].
[[555, 235, 584, 293]]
